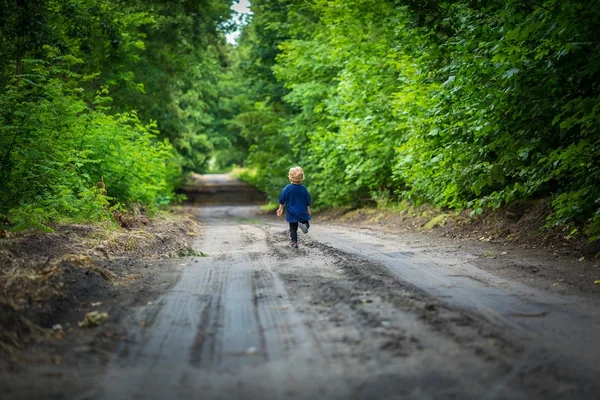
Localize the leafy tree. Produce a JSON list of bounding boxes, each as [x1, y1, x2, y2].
[[239, 0, 600, 240], [0, 0, 237, 229]]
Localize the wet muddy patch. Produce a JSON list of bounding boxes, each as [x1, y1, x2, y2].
[[264, 227, 595, 399]]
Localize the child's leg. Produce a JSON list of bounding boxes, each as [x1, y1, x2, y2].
[[298, 220, 310, 234], [289, 222, 299, 242]]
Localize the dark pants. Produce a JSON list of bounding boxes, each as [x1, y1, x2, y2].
[[289, 221, 310, 242]]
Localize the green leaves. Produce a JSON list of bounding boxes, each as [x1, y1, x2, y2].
[[239, 0, 600, 240], [0, 49, 179, 229], [0, 0, 239, 230]]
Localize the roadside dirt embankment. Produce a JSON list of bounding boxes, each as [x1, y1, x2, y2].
[[0, 210, 200, 359]]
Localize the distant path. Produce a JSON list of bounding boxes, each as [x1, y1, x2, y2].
[[181, 173, 265, 205]]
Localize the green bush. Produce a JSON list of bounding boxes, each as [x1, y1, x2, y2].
[[0, 52, 180, 230], [239, 0, 600, 240]]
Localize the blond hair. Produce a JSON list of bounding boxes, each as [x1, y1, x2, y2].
[[288, 166, 304, 184]]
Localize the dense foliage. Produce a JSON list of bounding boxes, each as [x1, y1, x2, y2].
[[0, 0, 245, 229], [238, 0, 600, 240], [3, 0, 600, 240]]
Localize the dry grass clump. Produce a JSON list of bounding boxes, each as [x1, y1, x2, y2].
[[0, 304, 46, 353], [0, 254, 116, 311], [0, 254, 116, 353]]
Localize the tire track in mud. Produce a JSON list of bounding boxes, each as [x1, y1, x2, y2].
[[263, 226, 599, 399], [263, 229, 531, 399], [90, 221, 321, 400], [188, 276, 221, 368], [314, 225, 600, 352]]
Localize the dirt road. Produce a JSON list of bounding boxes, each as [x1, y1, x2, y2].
[[81, 200, 600, 400]]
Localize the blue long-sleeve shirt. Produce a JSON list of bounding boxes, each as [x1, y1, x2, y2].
[[278, 184, 311, 223]]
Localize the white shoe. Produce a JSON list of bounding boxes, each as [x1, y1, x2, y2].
[[298, 222, 308, 234]]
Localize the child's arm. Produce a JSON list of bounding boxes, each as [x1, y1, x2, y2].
[[307, 205, 312, 216], [276, 204, 284, 217]]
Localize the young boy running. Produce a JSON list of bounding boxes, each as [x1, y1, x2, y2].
[[276, 166, 312, 248]]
